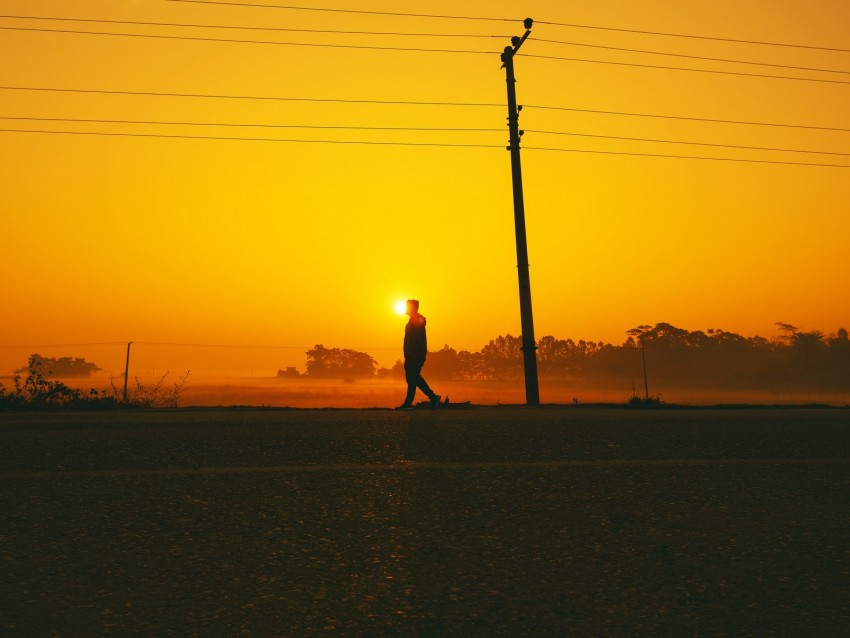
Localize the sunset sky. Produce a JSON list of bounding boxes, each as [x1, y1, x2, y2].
[[2, 0, 849, 377]]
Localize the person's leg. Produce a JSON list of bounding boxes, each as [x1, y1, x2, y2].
[[415, 375, 436, 400], [402, 360, 419, 406]]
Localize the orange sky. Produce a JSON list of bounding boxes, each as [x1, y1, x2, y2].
[[2, 0, 849, 377]]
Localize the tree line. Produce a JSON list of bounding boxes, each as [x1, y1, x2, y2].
[[298, 323, 850, 393]]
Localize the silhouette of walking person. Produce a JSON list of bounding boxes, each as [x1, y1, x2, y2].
[[396, 299, 441, 410]]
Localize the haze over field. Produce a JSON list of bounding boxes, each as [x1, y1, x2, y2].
[[2, 1, 848, 390]]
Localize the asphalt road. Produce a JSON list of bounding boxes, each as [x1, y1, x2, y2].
[[1, 407, 849, 637]]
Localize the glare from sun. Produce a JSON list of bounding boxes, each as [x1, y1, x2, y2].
[[394, 300, 408, 315]]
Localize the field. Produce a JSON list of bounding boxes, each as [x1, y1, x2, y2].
[[2, 407, 849, 636], [12, 373, 848, 408], [179, 377, 850, 409]]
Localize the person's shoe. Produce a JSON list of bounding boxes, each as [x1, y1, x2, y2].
[[395, 404, 414, 411], [430, 394, 441, 409]]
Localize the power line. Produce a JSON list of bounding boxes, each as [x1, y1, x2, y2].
[[8, 24, 845, 85], [523, 104, 850, 133], [0, 128, 503, 148], [2, 128, 848, 168], [3, 116, 843, 156], [525, 129, 850, 157], [535, 19, 850, 55], [170, 0, 850, 55], [0, 342, 126, 349], [166, 0, 517, 23], [136, 342, 311, 349], [532, 38, 850, 76], [0, 341, 399, 352], [0, 85, 503, 108], [3, 85, 847, 132], [0, 14, 508, 38], [136, 342, 404, 352], [0, 116, 503, 133], [522, 52, 850, 86], [523, 146, 850, 169], [0, 25, 496, 54]]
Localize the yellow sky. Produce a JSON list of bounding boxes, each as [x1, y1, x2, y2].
[[2, 0, 849, 375]]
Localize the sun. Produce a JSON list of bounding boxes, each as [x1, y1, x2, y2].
[[394, 300, 408, 315]]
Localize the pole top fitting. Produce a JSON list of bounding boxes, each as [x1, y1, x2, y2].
[[524, 17, 534, 29]]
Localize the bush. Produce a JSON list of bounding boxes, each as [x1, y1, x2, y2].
[[0, 367, 117, 410], [0, 362, 189, 410], [627, 395, 662, 408], [112, 371, 190, 408]]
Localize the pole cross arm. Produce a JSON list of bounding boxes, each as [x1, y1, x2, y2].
[[512, 19, 533, 53], [500, 18, 533, 66]]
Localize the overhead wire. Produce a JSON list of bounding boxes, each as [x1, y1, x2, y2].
[[0, 85, 503, 107], [0, 26, 496, 54], [4, 23, 847, 85], [523, 129, 850, 157], [522, 104, 850, 133], [166, 0, 850, 54], [521, 52, 850, 86], [135, 341, 311, 349], [531, 38, 850, 76], [3, 128, 848, 168], [0, 116, 503, 133], [4, 15, 846, 76], [0, 342, 126, 349], [535, 19, 850, 55], [2, 7, 847, 168], [522, 146, 850, 169], [165, 0, 517, 22], [0, 128, 502, 148], [1, 116, 845, 157], [2, 86, 847, 132], [0, 15, 509, 39], [0, 340, 403, 352]]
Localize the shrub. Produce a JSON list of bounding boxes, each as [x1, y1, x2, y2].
[[0, 367, 117, 410], [111, 371, 190, 408]]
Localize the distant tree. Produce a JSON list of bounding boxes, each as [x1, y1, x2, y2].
[[307, 319, 850, 395], [276, 367, 302, 379], [537, 335, 569, 377], [304, 345, 377, 379], [774, 322, 799, 345], [457, 349, 486, 380], [14, 354, 101, 378], [376, 361, 404, 380], [826, 328, 850, 389], [480, 334, 523, 379], [424, 345, 462, 379]]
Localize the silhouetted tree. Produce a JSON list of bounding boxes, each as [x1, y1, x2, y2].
[[457, 349, 487, 380], [537, 335, 574, 377], [304, 322, 850, 395], [14, 354, 101, 378], [304, 345, 377, 379], [480, 334, 523, 379], [423, 345, 463, 379]]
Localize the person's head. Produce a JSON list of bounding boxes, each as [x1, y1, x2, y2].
[[405, 299, 420, 316]]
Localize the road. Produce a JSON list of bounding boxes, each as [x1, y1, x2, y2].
[[1, 407, 849, 636]]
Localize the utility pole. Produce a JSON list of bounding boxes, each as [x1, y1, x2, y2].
[[501, 18, 540, 406], [123, 342, 132, 403]]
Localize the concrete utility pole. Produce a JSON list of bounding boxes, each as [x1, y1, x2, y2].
[[501, 18, 540, 406]]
